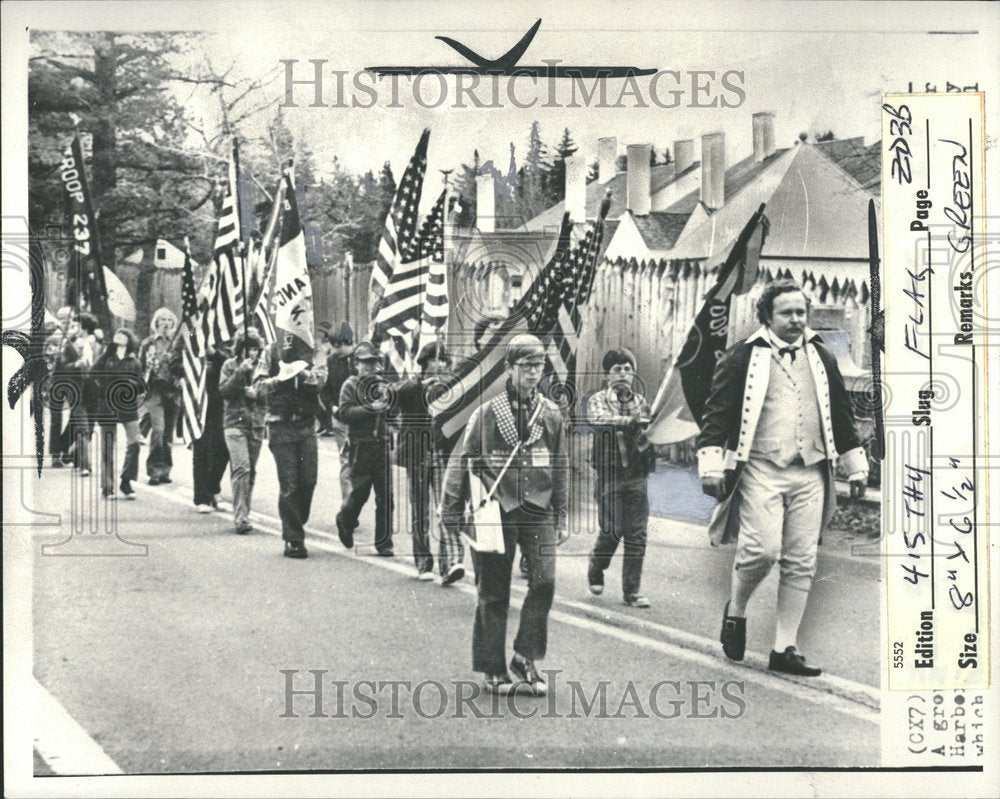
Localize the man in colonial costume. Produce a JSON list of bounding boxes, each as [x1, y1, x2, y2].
[[698, 280, 868, 676]]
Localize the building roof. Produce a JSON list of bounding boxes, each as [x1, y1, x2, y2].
[[631, 212, 689, 250], [523, 161, 696, 232], [815, 136, 881, 195]]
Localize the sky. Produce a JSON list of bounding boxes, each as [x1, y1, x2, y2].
[[164, 0, 997, 210]]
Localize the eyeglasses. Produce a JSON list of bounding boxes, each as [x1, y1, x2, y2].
[[513, 361, 545, 372]]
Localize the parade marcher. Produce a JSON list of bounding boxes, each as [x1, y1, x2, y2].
[[393, 342, 465, 584], [320, 321, 355, 501], [139, 307, 179, 485], [315, 321, 335, 433], [335, 341, 395, 555], [92, 328, 146, 499], [698, 280, 868, 677], [44, 327, 72, 467], [63, 312, 101, 475], [586, 348, 655, 608], [441, 334, 569, 696], [219, 329, 266, 534], [186, 340, 231, 513], [253, 340, 328, 559]]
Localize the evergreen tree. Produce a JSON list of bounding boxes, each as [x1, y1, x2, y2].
[[544, 127, 578, 208]]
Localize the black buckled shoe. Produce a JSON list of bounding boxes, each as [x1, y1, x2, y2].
[[284, 541, 308, 559], [768, 646, 821, 677], [720, 601, 746, 661]]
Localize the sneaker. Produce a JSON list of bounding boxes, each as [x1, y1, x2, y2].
[[376, 548, 395, 558], [284, 541, 308, 559], [768, 646, 822, 677], [509, 653, 547, 696], [148, 476, 162, 486], [195, 504, 213, 514], [50, 458, 64, 469], [483, 673, 514, 695], [211, 494, 221, 509], [80, 468, 91, 477], [160, 477, 172, 484], [102, 489, 116, 500], [587, 561, 604, 595], [235, 522, 253, 535], [417, 571, 435, 582], [623, 594, 651, 608], [119, 479, 135, 499], [442, 563, 466, 586]]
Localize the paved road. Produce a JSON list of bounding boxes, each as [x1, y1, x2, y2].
[[25, 431, 881, 772]]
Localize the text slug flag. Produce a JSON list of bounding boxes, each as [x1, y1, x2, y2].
[[273, 169, 315, 371], [645, 203, 769, 445]]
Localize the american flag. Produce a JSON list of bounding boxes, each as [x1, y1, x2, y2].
[[203, 141, 246, 349], [370, 128, 430, 310], [430, 193, 611, 445], [179, 240, 207, 445]]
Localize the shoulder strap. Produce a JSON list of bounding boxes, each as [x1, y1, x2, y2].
[[481, 400, 545, 502]]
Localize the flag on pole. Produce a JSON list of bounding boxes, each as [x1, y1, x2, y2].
[[645, 203, 769, 445], [370, 128, 430, 310], [59, 130, 109, 325], [249, 177, 286, 345], [204, 141, 246, 349], [430, 193, 611, 447], [272, 169, 315, 375], [179, 239, 208, 445]]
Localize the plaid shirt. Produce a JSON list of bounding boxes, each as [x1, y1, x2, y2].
[[588, 384, 651, 474]]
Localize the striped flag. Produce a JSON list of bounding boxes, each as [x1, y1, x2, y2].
[[430, 193, 611, 446], [370, 128, 430, 310], [179, 240, 208, 445], [204, 141, 246, 349], [645, 203, 769, 444]]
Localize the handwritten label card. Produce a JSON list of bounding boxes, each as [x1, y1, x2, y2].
[[881, 93, 988, 692]]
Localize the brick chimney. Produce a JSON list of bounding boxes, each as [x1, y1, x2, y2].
[[673, 139, 695, 173], [564, 154, 588, 223], [700, 132, 725, 211], [626, 143, 652, 216], [598, 137, 618, 184], [752, 112, 776, 163], [476, 174, 495, 233]]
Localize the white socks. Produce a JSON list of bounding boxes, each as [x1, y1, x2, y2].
[[774, 582, 809, 652], [728, 569, 757, 618]]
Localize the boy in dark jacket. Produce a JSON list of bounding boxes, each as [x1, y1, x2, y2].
[[92, 328, 146, 498]]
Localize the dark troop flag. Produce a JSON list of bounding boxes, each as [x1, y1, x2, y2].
[[430, 193, 611, 447], [59, 131, 108, 324], [646, 203, 769, 445], [179, 240, 208, 445]]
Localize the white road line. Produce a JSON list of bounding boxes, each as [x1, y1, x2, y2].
[[33, 677, 122, 776], [146, 484, 879, 725]]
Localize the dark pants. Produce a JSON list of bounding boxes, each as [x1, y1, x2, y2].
[[192, 407, 229, 506], [146, 390, 177, 480], [48, 401, 70, 459], [338, 437, 393, 552], [406, 456, 434, 573], [68, 402, 94, 470], [471, 505, 557, 674], [268, 420, 318, 544], [97, 420, 140, 494], [590, 476, 650, 597]]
